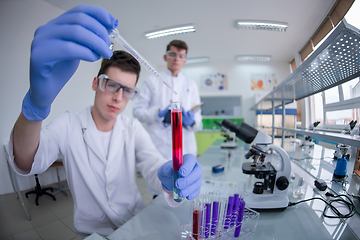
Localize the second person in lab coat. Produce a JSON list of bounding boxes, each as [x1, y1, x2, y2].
[[133, 40, 202, 160]]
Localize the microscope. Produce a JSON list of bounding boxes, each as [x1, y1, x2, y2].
[[221, 120, 291, 211], [214, 121, 237, 149], [342, 120, 358, 135], [301, 121, 321, 147], [301, 136, 315, 147], [220, 132, 237, 149], [333, 120, 357, 160], [333, 143, 351, 160], [349, 120, 359, 136]]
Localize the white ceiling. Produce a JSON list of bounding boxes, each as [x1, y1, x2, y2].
[[43, 0, 336, 68]]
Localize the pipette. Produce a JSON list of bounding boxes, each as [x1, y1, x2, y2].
[[109, 28, 177, 95]]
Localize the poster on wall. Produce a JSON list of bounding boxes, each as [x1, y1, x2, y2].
[[251, 73, 278, 91], [201, 73, 228, 91]]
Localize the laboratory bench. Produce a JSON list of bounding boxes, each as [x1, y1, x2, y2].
[[86, 139, 360, 240]]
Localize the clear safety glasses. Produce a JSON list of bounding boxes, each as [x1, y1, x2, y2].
[[166, 51, 187, 60], [98, 74, 138, 100]]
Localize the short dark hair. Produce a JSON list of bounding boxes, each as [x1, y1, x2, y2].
[[97, 50, 140, 83], [166, 40, 188, 53]]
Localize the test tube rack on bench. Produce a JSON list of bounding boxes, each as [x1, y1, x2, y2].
[[181, 180, 260, 240]]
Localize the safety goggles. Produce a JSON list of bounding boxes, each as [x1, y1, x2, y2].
[[98, 74, 138, 100], [166, 51, 187, 60]]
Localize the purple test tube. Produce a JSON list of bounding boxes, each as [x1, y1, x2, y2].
[[200, 193, 211, 238], [234, 199, 246, 238], [224, 186, 234, 229], [231, 182, 245, 228], [204, 196, 211, 238], [230, 193, 240, 228], [211, 191, 220, 236]]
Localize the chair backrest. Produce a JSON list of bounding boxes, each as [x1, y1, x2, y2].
[[3, 143, 14, 175], [50, 161, 64, 168], [3, 143, 10, 162]]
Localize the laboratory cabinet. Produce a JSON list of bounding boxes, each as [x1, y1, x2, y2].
[[200, 95, 242, 117], [195, 93, 243, 155]]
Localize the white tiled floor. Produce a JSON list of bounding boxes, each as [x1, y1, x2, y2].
[[0, 173, 153, 240]]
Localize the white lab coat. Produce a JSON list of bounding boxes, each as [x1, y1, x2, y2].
[[7, 106, 168, 237], [133, 69, 202, 160]]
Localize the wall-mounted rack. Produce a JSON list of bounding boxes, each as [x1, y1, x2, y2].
[[250, 20, 360, 146], [274, 127, 360, 148], [251, 20, 360, 110]]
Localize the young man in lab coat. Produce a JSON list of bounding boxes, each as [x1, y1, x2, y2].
[[7, 5, 202, 238], [133, 40, 203, 196]]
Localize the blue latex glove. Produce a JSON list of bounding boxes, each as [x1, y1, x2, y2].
[[157, 154, 202, 200], [182, 109, 195, 127], [158, 105, 171, 118], [23, 5, 118, 121]]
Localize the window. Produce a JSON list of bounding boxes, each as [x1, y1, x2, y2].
[[314, 92, 323, 123], [342, 78, 360, 100], [324, 87, 339, 104], [312, 77, 360, 130], [325, 109, 353, 125], [299, 0, 355, 61]]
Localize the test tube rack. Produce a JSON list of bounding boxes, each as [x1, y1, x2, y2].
[[181, 207, 259, 240], [181, 180, 260, 240]]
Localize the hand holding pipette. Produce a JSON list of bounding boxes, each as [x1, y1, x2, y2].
[[23, 5, 117, 121]]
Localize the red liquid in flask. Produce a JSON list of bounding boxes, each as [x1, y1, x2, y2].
[[171, 110, 183, 172]]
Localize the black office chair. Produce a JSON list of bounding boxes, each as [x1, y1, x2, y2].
[[25, 174, 56, 205]]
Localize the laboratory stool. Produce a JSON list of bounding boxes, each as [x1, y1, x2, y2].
[[50, 161, 69, 197], [25, 174, 56, 206]]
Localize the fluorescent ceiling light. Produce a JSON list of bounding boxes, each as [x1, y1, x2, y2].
[[236, 55, 272, 62], [145, 24, 196, 39], [236, 20, 288, 31], [186, 57, 209, 64]]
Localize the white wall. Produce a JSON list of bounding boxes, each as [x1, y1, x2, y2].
[[0, 0, 290, 195], [181, 60, 290, 125]]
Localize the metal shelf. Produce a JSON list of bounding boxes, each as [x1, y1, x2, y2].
[[251, 20, 360, 110], [274, 127, 360, 148]]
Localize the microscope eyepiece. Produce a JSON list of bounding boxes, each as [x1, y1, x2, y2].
[[221, 119, 258, 144]]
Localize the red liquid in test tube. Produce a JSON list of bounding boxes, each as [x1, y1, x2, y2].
[[192, 209, 200, 240], [171, 102, 183, 202]]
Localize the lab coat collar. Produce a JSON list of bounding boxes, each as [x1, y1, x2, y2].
[[165, 69, 184, 79], [79, 106, 105, 161], [79, 106, 126, 163], [107, 114, 125, 164]]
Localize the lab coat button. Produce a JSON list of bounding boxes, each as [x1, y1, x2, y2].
[[108, 185, 113, 190], [110, 202, 115, 208], [106, 167, 110, 172]]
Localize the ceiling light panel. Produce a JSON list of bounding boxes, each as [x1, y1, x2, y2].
[[236, 20, 288, 31], [145, 24, 196, 39], [236, 55, 272, 62], [186, 57, 209, 64]]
